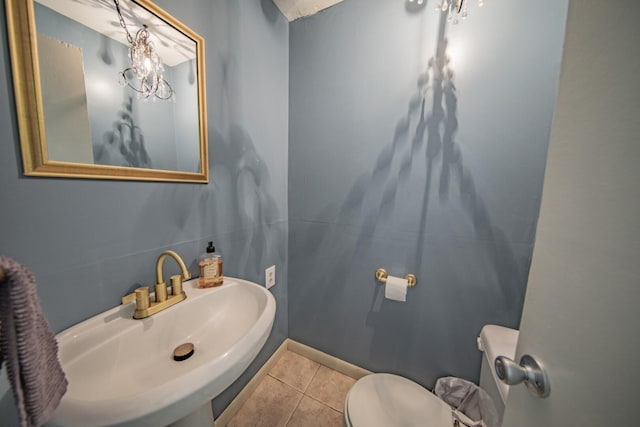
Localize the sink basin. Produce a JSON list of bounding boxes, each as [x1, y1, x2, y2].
[[47, 277, 276, 427]]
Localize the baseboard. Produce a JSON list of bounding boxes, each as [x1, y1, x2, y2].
[[286, 340, 372, 380], [214, 339, 371, 426]]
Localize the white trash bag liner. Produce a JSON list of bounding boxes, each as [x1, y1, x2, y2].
[[434, 377, 499, 427]]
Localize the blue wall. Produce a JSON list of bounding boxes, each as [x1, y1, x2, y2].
[[288, 0, 568, 389], [0, 0, 289, 421]]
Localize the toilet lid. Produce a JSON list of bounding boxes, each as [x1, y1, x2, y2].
[[346, 374, 453, 427]]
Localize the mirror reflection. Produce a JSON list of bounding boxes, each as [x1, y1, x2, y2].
[[34, 0, 200, 173], [5, 0, 208, 182]]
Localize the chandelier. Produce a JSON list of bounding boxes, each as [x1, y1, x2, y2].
[[113, 0, 174, 101], [436, 0, 485, 24], [408, 0, 485, 24]]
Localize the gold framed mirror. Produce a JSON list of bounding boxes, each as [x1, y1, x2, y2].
[[5, 0, 208, 182]]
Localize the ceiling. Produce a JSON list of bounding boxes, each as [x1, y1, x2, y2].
[[35, 0, 343, 66], [36, 0, 195, 66], [272, 0, 345, 21]]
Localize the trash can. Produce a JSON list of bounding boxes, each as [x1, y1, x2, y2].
[[434, 376, 499, 427]]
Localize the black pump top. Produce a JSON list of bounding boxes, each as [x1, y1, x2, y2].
[[206, 241, 215, 253]]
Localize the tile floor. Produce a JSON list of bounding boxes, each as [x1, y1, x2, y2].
[[228, 350, 357, 427]]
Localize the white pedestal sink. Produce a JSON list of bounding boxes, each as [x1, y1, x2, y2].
[[46, 277, 276, 427]]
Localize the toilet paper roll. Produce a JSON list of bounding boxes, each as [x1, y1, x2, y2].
[[385, 275, 408, 302]]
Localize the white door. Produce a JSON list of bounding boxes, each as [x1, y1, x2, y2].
[[501, 1, 640, 426]]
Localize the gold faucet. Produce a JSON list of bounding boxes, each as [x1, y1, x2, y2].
[[121, 250, 191, 319], [156, 250, 191, 285]]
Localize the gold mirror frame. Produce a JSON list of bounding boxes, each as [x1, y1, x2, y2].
[[5, 0, 208, 183]]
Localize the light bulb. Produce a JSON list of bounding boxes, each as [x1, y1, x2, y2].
[[143, 56, 152, 73]]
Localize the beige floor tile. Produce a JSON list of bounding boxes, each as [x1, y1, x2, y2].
[[269, 351, 320, 392], [285, 396, 343, 427], [305, 365, 356, 412], [228, 375, 302, 427]]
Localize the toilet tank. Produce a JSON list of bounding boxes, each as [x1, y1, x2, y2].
[[478, 324, 519, 422]]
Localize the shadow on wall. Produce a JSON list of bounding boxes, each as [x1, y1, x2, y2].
[[120, 121, 286, 284], [205, 0, 286, 281], [209, 124, 286, 278], [292, 10, 523, 374], [187, 59, 196, 85], [98, 33, 114, 65], [94, 96, 152, 168], [366, 12, 523, 368]]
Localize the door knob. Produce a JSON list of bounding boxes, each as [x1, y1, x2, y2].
[[495, 354, 550, 398]]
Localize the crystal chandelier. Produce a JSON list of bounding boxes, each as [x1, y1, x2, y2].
[[113, 0, 174, 101], [436, 0, 485, 24]]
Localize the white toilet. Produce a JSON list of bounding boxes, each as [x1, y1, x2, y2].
[[344, 325, 519, 427]]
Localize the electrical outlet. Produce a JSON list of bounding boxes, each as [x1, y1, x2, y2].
[[265, 265, 276, 289]]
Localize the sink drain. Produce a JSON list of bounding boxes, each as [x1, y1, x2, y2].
[[173, 343, 195, 361]]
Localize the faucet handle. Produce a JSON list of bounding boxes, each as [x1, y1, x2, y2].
[[121, 293, 136, 304], [134, 286, 150, 310], [122, 286, 151, 311], [170, 275, 184, 295]]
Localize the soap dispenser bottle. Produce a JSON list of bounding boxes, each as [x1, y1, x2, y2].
[[197, 242, 223, 288]]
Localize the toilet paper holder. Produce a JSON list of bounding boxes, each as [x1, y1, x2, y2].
[[375, 268, 417, 288]]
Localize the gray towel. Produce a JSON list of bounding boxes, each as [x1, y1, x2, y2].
[[0, 257, 67, 427]]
